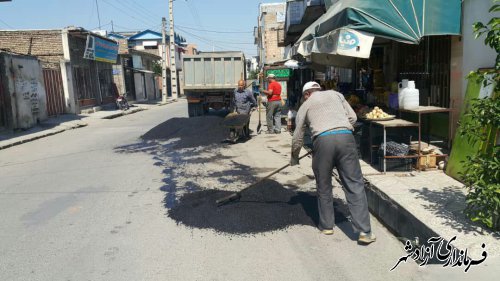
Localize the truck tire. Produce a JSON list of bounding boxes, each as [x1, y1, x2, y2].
[[188, 103, 204, 117]]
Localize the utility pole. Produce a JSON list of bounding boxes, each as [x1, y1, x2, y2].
[[169, 0, 178, 100], [161, 17, 168, 104], [95, 0, 101, 29]]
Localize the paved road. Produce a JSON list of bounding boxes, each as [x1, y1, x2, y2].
[[0, 101, 491, 280]]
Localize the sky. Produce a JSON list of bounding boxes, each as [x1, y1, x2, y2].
[[0, 0, 283, 57]]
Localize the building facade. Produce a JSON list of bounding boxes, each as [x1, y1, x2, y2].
[[0, 27, 119, 114], [255, 3, 286, 68]]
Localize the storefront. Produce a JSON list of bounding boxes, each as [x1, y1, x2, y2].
[[286, 0, 462, 172]]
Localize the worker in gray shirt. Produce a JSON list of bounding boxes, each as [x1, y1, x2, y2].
[[230, 80, 257, 137], [291, 81, 375, 244]]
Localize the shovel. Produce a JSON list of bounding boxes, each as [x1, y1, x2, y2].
[[256, 97, 262, 134], [216, 152, 311, 206], [256, 74, 264, 134]]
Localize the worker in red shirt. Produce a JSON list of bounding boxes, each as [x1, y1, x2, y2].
[[261, 73, 282, 134]]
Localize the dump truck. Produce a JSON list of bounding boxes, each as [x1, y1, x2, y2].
[[183, 52, 246, 117]]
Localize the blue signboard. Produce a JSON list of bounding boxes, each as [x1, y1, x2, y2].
[[338, 30, 359, 50], [83, 35, 119, 64]]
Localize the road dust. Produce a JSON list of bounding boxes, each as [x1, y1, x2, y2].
[[167, 179, 349, 235]]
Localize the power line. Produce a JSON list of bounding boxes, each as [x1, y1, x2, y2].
[[176, 26, 254, 45], [0, 19, 14, 29], [176, 24, 253, 34], [126, 0, 164, 20], [101, 0, 158, 28], [176, 27, 258, 53], [175, 28, 230, 51], [95, 0, 102, 29], [184, 0, 203, 30], [89, 21, 112, 31], [118, 0, 162, 24]]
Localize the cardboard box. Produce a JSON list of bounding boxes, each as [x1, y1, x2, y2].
[[416, 154, 437, 170]]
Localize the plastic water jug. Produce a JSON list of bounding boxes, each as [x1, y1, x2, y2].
[[402, 81, 419, 110], [398, 79, 409, 109]]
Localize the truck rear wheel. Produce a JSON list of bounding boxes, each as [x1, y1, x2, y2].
[[188, 103, 204, 117]]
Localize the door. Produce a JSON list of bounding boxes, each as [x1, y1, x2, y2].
[[42, 68, 65, 116]]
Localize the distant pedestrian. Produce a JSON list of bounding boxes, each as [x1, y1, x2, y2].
[[230, 80, 257, 137], [261, 73, 282, 134], [290, 81, 375, 244]]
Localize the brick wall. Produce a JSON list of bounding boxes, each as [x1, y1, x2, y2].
[[0, 30, 64, 69], [260, 3, 286, 64]]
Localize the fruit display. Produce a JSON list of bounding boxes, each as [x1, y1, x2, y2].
[[365, 106, 394, 119]]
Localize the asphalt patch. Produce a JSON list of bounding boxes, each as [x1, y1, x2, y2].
[[167, 180, 349, 235], [141, 116, 228, 149]]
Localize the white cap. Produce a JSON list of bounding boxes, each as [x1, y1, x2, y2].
[[267, 73, 276, 79], [302, 81, 321, 93]]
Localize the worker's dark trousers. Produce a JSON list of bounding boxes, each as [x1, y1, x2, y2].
[[312, 133, 371, 233], [266, 101, 282, 133]]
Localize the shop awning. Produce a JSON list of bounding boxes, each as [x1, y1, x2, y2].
[[292, 0, 462, 58]]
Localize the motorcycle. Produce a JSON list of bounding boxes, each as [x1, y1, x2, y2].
[[116, 92, 130, 110]]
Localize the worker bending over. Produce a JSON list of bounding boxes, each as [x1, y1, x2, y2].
[[291, 81, 375, 244]]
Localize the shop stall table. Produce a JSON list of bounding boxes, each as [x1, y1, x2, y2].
[[367, 119, 419, 173], [399, 106, 452, 154]]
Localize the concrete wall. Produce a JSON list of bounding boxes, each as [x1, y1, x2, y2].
[[145, 73, 158, 100], [0, 52, 48, 130], [448, 0, 497, 137], [134, 73, 147, 101], [449, 36, 464, 137], [461, 0, 497, 97], [112, 63, 126, 97]]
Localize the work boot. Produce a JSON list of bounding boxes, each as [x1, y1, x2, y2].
[[358, 232, 376, 244], [320, 229, 334, 235]]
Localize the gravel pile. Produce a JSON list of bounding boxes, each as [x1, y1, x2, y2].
[[141, 116, 228, 149], [167, 180, 349, 235]]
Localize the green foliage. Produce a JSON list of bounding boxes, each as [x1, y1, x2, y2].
[[152, 60, 162, 76], [460, 0, 500, 230], [248, 70, 259, 80]]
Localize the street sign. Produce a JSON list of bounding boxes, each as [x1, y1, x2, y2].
[[265, 68, 292, 79]]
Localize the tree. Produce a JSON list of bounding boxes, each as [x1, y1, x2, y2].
[[248, 70, 259, 80], [152, 60, 162, 76], [460, 0, 500, 230]]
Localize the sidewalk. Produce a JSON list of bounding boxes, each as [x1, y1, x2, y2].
[[247, 109, 499, 261], [0, 99, 177, 151]]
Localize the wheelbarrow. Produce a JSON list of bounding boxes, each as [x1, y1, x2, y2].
[[223, 112, 251, 143]]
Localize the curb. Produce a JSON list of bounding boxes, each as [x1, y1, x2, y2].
[[364, 181, 439, 242], [0, 123, 88, 151], [101, 108, 145, 119], [361, 178, 472, 261]]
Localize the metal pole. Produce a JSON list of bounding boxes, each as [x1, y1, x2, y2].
[[161, 17, 168, 103], [169, 0, 178, 100], [95, 0, 101, 29]]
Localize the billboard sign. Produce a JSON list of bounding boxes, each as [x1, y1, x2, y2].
[[83, 35, 119, 64]]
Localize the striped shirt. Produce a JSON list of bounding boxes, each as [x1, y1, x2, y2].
[[292, 90, 357, 156]]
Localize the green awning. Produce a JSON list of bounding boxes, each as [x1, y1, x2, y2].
[[296, 0, 462, 45]]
